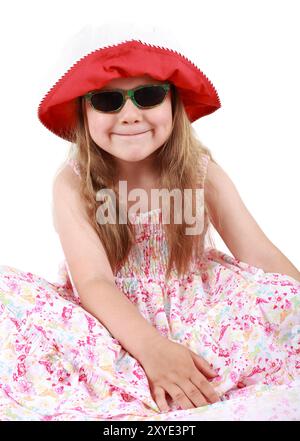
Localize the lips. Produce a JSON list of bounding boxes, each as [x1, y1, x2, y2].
[[113, 130, 150, 136]]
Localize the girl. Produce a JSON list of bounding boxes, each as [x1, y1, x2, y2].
[[0, 23, 299, 421]]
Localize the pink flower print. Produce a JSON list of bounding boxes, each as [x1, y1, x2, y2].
[[43, 415, 54, 421], [43, 290, 54, 307], [291, 288, 297, 294], [285, 299, 292, 309], [158, 326, 169, 338], [39, 360, 54, 374], [4, 385, 12, 395], [230, 371, 238, 383], [211, 345, 218, 354], [6, 279, 19, 292], [87, 336, 96, 346], [85, 315, 96, 333], [17, 363, 26, 377], [270, 360, 282, 374], [109, 384, 120, 394], [281, 281, 293, 287], [202, 334, 212, 347], [78, 367, 87, 383], [216, 268, 222, 284], [53, 342, 61, 353], [219, 348, 230, 358], [24, 272, 35, 282], [50, 368, 72, 391], [141, 288, 150, 302], [237, 300, 244, 310], [86, 349, 97, 363], [34, 325, 48, 339], [243, 321, 251, 331], [256, 297, 268, 305], [18, 380, 33, 393], [219, 324, 230, 341], [72, 407, 83, 412], [231, 341, 242, 353], [121, 392, 135, 402], [54, 386, 64, 394], [247, 365, 265, 378], [183, 313, 194, 325], [62, 306, 72, 320], [133, 369, 144, 380], [24, 344, 32, 355], [10, 318, 21, 332], [264, 322, 275, 335], [154, 307, 165, 317]]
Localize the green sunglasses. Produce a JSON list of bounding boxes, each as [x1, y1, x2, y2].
[[84, 83, 171, 113]]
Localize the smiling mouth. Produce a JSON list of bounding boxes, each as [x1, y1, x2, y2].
[[113, 130, 150, 137]]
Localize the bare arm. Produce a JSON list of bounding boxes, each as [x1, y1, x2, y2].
[[79, 278, 164, 361], [205, 159, 300, 282], [52, 165, 164, 362]]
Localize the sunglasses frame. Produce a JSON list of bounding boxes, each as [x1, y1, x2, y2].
[[84, 83, 171, 113]]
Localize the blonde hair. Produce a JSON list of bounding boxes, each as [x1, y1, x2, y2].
[[66, 84, 217, 281]]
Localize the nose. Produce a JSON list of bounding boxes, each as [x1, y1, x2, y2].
[[119, 95, 143, 123]]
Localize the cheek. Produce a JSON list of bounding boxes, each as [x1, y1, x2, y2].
[[156, 102, 173, 132], [87, 112, 113, 141], [148, 100, 172, 130]]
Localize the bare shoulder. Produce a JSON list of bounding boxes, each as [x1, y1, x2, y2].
[[205, 158, 231, 187], [52, 162, 115, 291]]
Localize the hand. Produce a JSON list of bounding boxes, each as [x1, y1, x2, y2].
[[138, 337, 220, 412]]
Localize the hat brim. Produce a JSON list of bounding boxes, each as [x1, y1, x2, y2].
[[38, 40, 221, 141]]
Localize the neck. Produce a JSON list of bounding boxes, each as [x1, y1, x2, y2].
[[115, 153, 160, 187]]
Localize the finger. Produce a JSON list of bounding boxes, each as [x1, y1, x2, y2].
[[151, 385, 170, 413], [190, 372, 220, 404], [165, 383, 202, 411], [178, 379, 209, 408], [190, 351, 218, 378]]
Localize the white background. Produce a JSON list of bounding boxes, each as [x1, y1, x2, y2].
[[0, 0, 299, 282]]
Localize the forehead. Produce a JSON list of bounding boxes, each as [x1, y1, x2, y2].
[[102, 75, 165, 90]]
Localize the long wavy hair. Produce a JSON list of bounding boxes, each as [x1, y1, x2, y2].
[[64, 83, 218, 281]]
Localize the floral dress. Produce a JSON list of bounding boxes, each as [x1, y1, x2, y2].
[[0, 154, 299, 421]]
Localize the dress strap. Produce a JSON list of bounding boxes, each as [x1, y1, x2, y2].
[[67, 157, 81, 178]]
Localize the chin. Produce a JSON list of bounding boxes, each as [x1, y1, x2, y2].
[[119, 154, 150, 163]]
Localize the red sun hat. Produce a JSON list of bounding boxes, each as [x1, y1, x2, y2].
[[37, 23, 221, 142]]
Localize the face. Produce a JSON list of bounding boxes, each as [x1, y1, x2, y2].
[[84, 75, 173, 174]]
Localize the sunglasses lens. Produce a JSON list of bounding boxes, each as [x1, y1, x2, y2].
[[90, 91, 123, 112], [88, 85, 168, 112], [134, 85, 167, 107]]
